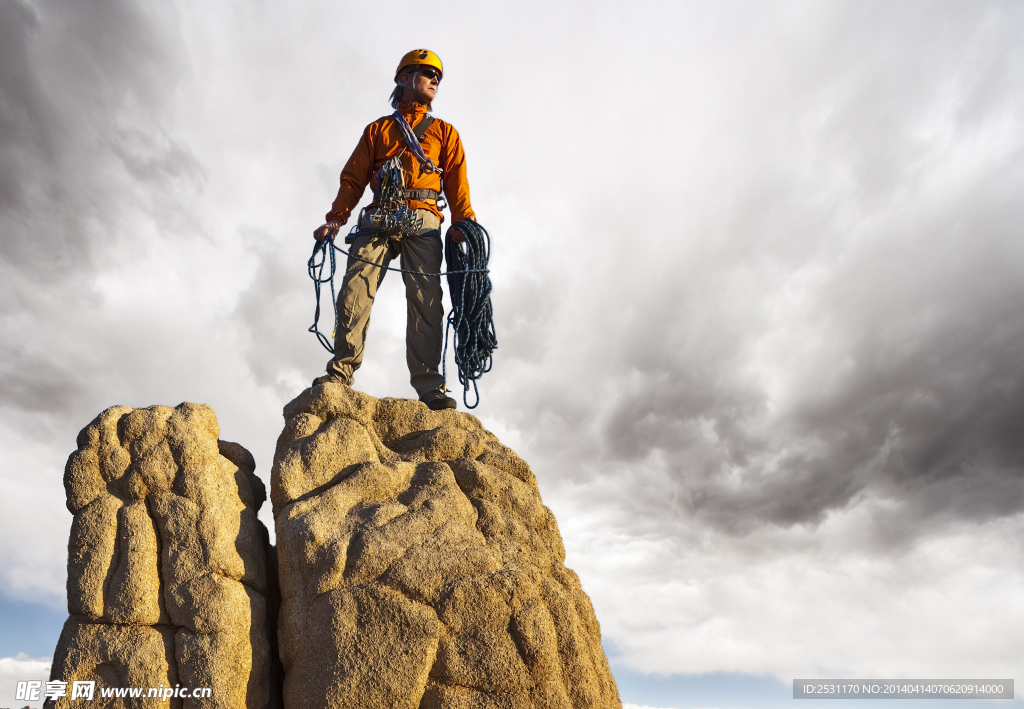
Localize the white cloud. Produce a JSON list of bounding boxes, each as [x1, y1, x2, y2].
[[0, 654, 51, 705]]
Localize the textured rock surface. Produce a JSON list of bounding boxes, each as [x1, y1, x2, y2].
[[273, 383, 621, 709], [49, 403, 276, 709]]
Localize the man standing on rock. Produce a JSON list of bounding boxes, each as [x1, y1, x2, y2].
[[312, 49, 476, 411]]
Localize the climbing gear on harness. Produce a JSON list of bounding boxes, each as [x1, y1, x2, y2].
[[361, 154, 424, 238], [395, 49, 443, 80], [393, 111, 442, 175], [420, 387, 457, 411], [341, 112, 444, 244], [307, 220, 496, 409], [343, 112, 441, 243]]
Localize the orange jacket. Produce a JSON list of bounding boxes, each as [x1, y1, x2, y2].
[[326, 102, 475, 225]]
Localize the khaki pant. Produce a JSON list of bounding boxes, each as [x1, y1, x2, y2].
[[326, 209, 445, 397]]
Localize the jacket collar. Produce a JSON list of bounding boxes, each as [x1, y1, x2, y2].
[[397, 101, 430, 119]]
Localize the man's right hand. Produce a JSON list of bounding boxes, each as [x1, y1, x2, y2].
[[314, 221, 342, 242]]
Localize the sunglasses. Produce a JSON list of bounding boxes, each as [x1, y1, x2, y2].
[[417, 68, 441, 81]]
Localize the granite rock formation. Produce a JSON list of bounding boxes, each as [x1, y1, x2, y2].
[[273, 382, 621, 709], [50, 403, 276, 709]]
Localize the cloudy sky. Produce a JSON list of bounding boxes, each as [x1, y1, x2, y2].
[[1, 1, 1022, 707]]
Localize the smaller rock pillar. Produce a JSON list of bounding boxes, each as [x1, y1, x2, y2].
[[48, 403, 276, 709]]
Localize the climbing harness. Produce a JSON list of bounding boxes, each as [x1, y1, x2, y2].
[[307, 221, 496, 409], [344, 111, 443, 242]]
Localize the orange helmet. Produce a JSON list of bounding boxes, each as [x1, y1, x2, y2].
[[394, 49, 443, 82]]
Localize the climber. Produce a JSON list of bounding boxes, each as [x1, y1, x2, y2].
[[312, 49, 477, 410]]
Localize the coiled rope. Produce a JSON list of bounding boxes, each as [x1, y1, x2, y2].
[[442, 221, 496, 408], [307, 219, 496, 408]]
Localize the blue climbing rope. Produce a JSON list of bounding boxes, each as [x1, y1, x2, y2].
[[307, 236, 339, 354], [442, 221, 496, 409], [307, 220, 497, 408]]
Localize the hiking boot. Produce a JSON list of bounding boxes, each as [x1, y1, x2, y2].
[[420, 387, 457, 411], [312, 372, 349, 388]]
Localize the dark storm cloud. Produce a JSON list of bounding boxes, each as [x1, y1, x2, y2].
[[0, 0, 201, 440], [0, 343, 88, 414], [0, 0, 189, 277], [596, 283, 1024, 534], [589, 208, 1024, 533], [0, 0, 50, 211], [493, 0, 1024, 541]]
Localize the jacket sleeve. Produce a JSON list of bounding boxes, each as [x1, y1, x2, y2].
[[440, 124, 476, 223], [326, 124, 375, 225]]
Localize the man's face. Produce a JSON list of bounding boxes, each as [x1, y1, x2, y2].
[[401, 67, 440, 104]]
